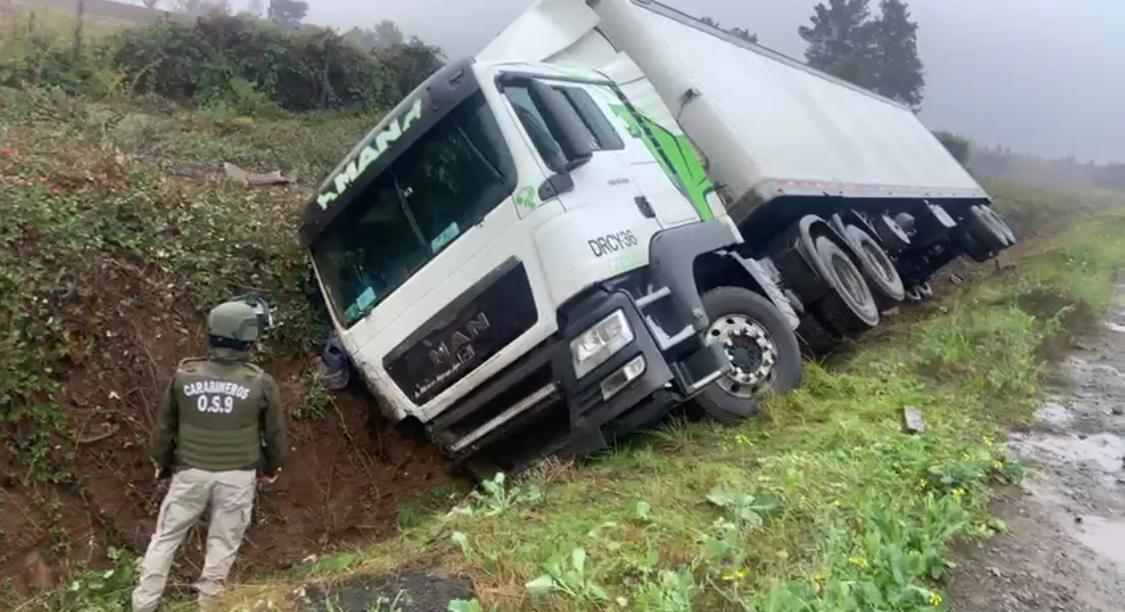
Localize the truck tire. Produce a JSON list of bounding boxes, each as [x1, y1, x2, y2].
[[696, 287, 802, 424], [797, 311, 842, 355], [966, 205, 1009, 252], [981, 205, 1016, 246], [813, 236, 880, 336], [845, 224, 905, 309]]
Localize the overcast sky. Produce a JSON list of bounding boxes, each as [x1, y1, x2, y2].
[[276, 0, 1122, 163]]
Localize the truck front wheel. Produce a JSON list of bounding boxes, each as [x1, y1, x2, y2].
[[696, 287, 802, 424]]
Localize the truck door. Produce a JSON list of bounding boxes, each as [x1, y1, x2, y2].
[[500, 76, 703, 229], [501, 77, 656, 227], [608, 97, 716, 228]]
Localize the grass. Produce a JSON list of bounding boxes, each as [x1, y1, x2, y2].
[[209, 211, 1125, 612]]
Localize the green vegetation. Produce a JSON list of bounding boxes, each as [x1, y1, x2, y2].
[[799, 0, 925, 108], [0, 86, 354, 484], [933, 131, 969, 165], [214, 211, 1125, 611], [1, 11, 442, 113]]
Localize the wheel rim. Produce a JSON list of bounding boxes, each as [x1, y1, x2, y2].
[[861, 240, 897, 284], [707, 314, 779, 399], [830, 251, 871, 306]]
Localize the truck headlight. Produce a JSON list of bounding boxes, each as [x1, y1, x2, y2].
[[570, 310, 634, 379]]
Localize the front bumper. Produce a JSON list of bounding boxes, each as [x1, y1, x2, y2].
[[428, 285, 726, 470]]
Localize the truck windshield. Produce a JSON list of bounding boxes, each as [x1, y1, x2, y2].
[[312, 92, 517, 326]]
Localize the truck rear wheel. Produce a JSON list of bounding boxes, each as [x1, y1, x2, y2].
[[982, 205, 1016, 246], [966, 205, 1010, 252], [813, 236, 880, 336], [797, 311, 842, 355], [696, 287, 801, 424], [845, 224, 905, 309]]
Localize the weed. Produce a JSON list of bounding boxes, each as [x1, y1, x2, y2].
[[294, 368, 330, 421], [446, 599, 485, 612], [526, 548, 610, 605], [448, 473, 542, 519], [49, 546, 137, 611]]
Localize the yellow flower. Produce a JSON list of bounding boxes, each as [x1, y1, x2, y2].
[[929, 591, 943, 607], [982, 435, 994, 448], [813, 571, 827, 583], [951, 487, 966, 500], [960, 451, 972, 461], [721, 568, 748, 583], [847, 556, 869, 569], [916, 478, 928, 490], [992, 460, 1004, 470]]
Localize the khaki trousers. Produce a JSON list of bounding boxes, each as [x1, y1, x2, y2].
[[132, 468, 256, 612]]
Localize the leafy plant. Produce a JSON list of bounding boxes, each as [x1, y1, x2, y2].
[[705, 487, 778, 529], [629, 566, 697, 612], [446, 599, 485, 612], [449, 473, 542, 519], [294, 368, 330, 421], [53, 547, 138, 612], [526, 548, 610, 605]]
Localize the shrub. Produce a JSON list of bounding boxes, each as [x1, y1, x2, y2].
[[109, 15, 425, 113], [0, 10, 121, 95], [934, 131, 970, 165]]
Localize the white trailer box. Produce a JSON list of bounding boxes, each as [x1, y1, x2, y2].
[[480, 0, 989, 223]]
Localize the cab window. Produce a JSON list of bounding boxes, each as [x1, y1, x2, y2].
[[504, 80, 626, 168]]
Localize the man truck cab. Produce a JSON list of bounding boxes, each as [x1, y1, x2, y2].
[[299, 59, 802, 472]]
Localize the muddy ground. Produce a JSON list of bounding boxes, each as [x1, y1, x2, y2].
[[0, 260, 456, 598], [947, 279, 1125, 611]]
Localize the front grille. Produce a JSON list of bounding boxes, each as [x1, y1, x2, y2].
[[383, 258, 537, 405]]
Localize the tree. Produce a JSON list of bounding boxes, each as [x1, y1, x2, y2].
[[175, 0, 227, 17], [798, 0, 875, 89], [142, 0, 159, 9], [342, 26, 377, 51], [268, 0, 307, 29], [798, 0, 925, 108], [869, 0, 924, 108], [371, 19, 404, 51], [700, 16, 758, 44], [933, 131, 970, 164], [377, 38, 445, 99], [729, 27, 758, 44]]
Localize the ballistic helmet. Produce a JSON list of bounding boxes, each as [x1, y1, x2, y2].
[[207, 301, 261, 345]]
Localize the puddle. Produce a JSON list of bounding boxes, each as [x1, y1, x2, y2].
[[1033, 402, 1075, 427], [1106, 321, 1125, 334], [1011, 432, 1125, 474], [1072, 515, 1125, 566]]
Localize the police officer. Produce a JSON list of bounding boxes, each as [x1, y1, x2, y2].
[[132, 300, 287, 611]]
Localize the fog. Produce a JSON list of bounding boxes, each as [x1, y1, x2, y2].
[[297, 0, 1123, 163]]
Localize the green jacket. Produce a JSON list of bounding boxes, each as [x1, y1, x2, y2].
[[151, 348, 287, 476]]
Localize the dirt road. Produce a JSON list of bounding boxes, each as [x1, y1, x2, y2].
[[947, 279, 1125, 611]]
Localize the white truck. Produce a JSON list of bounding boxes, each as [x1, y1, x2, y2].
[[299, 0, 1014, 472]]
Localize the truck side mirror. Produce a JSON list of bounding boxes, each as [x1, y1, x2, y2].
[[527, 80, 593, 170]]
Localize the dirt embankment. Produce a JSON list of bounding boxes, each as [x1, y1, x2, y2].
[[0, 259, 452, 599], [947, 278, 1125, 611]]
